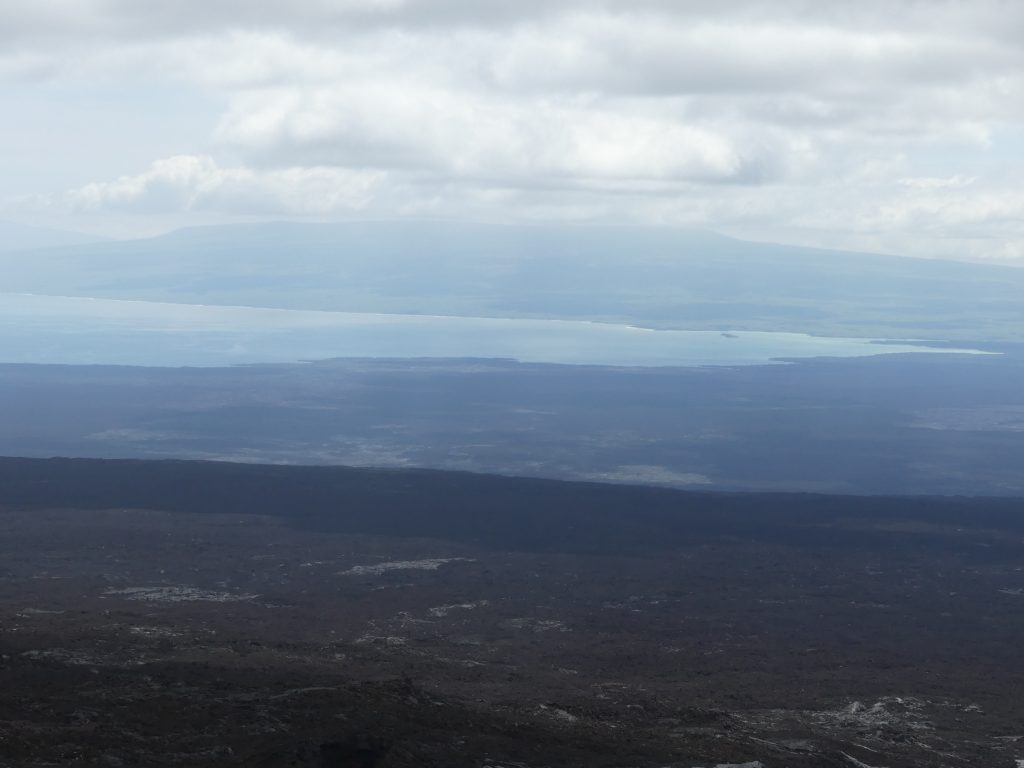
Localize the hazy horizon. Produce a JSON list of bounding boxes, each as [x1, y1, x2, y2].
[[3, 8, 1024, 764], [3, 1, 1023, 496]]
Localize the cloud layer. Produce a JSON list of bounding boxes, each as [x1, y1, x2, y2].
[[2, 0, 1023, 260]]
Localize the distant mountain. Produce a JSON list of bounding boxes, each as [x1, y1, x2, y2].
[[1, 220, 1022, 340], [0, 220, 108, 252]]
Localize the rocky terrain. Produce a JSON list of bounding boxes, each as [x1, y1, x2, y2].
[[0, 458, 1023, 766]]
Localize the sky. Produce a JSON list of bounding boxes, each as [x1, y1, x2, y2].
[[1, 0, 1023, 262]]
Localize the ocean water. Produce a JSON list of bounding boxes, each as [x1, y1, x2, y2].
[[0, 293, 989, 368]]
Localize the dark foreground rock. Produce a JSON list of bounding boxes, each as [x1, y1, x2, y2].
[[0, 458, 1022, 766]]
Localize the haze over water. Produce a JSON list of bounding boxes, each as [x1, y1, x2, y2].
[[0, 293, 989, 368]]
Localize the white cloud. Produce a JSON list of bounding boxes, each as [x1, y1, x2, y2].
[[2, 1, 1024, 260], [66, 155, 380, 215], [214, 84, 771, 184]]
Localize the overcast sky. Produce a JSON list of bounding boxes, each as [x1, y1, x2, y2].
[[2, 0, 1022, 261]]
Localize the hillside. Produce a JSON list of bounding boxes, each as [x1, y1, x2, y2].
[[0, 220, 108, 252], [2, 221, 1023, 339], [3, 456, 1024, 552], [1, 457, 1022, 766]]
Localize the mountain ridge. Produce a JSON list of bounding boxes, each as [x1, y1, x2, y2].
[[0, 219, 109, 253], [2, 220, 1022, 339]]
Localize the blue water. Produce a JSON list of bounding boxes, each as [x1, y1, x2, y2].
[[0, 293, 990, 368]]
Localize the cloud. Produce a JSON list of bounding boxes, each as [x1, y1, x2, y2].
[[3, 1, 1023, 40], [2, 1, 1024, 260], [65, 155, 380, 215], [214, 84, 779, 185]]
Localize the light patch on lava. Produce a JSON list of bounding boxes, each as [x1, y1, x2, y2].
[[341, 558, 474, 576], [428, 600, 489, 617], [104, 586, 258, 603]]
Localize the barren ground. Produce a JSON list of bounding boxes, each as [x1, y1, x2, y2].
[[0, 461, 1023, 766]]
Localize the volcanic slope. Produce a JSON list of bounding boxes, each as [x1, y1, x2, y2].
[[1, 457, 1023, 767]]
